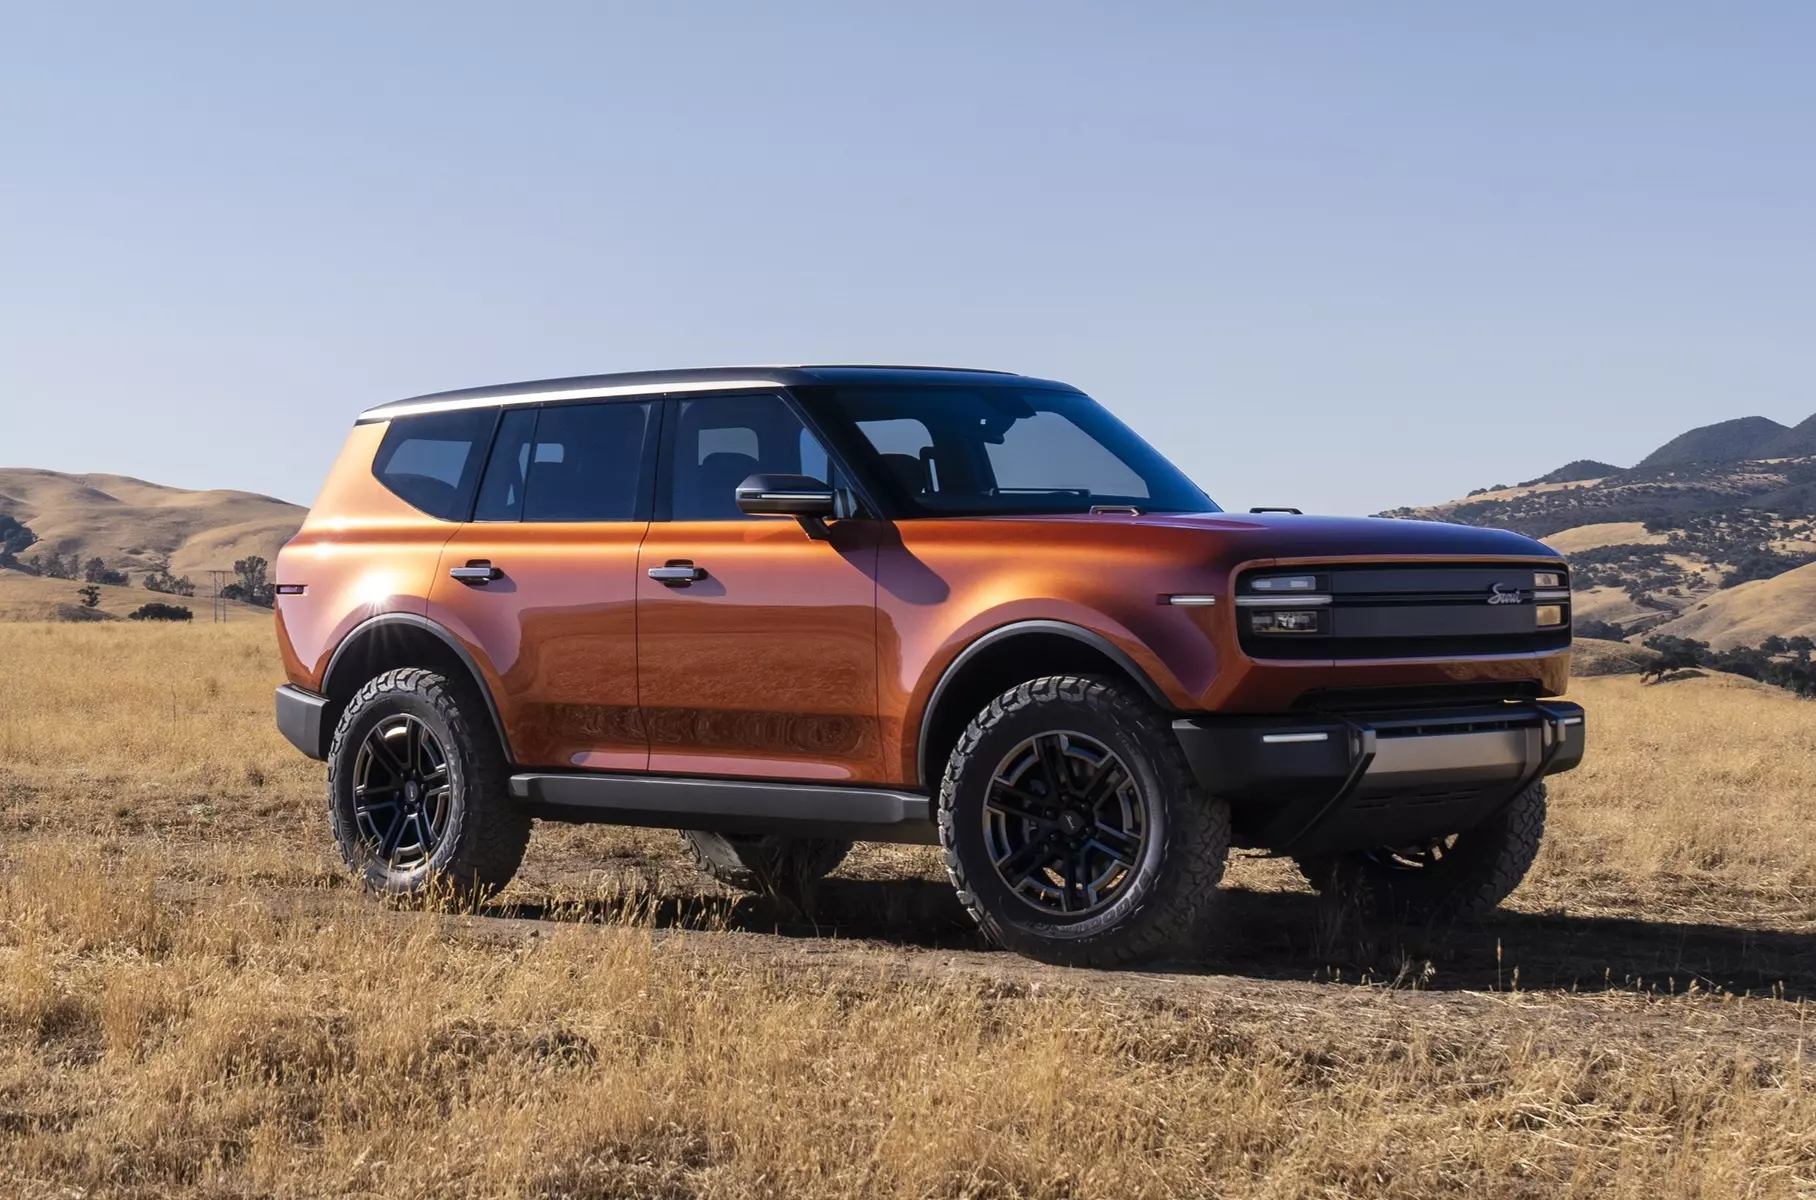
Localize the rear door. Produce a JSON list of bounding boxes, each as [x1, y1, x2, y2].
[[426, 398, 660, 771], [635, 392, 883, 782]]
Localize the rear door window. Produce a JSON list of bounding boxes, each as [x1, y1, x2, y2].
[[372, 408, 497, 520], [472, 401, 657, 523]]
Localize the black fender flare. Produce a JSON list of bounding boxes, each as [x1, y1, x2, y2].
[[322, 612, 516, 762], [914, 619, 1176, 786]]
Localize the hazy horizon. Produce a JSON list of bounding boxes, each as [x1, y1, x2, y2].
[[4, 3, 1812, 514]]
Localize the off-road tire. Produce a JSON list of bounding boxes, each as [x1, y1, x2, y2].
[[1292, 780, 1548, 923], [680, 831, 852, 895], [327, 668, 530, 900], [938, 675, 1231, 967]]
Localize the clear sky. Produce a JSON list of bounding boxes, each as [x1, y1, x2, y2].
[[2, 3, 1811, 515]]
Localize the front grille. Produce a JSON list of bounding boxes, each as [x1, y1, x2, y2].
[[1238, 561, 1571, 661]]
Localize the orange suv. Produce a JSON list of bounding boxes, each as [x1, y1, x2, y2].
[[274, 366, 1584, 965]]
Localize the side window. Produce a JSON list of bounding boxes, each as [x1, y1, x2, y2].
[[372, 408, 496, 520], [856, 417, 938, 496], [519, 401, 655, 522], [668, 395, 845, 521], [473, 408, 537, 521]]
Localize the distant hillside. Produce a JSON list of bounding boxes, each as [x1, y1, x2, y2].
[[0, 572, 272, 623], [1383, 407, 1816, 650], [1634, 416, 1791, 469], [1528, 460, 1618, 486], [0, 468, 305, 583]]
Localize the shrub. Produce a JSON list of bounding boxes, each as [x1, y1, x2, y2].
[[1575, 618, 1627, 641], [127, 603, 193, 622]]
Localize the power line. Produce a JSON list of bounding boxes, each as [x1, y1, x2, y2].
[[208, 569, 229, 623]]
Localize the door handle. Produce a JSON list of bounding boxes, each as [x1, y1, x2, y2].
[[449, 562, 503, 585], [648, 562, 707, 586]]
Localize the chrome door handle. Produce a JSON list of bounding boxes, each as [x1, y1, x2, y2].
[[449, 562, 503, 585], [648, 563, 706, 586]]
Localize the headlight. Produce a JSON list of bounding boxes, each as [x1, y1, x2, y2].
[[1250, 609, 1322, 633], [1535, 604, 1566, 628], [1533, 571, 1562, 588], [1250, 575, 1319, 592]]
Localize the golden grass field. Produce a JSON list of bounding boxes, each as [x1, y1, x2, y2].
[[1, 622, 1812, 1198]]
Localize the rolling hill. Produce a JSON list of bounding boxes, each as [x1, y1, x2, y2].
[[0, 468, 304, 580], [1385, 409, 1816, 651]]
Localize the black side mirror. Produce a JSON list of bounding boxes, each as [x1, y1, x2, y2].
[[736, 473, 836, 539]]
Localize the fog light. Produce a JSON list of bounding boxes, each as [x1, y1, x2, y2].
[[1536, 604, 1565, 627], [1533, 572, 1562, 588], [1251, 575, 1318, 592], [1251, 609, 1321, 633]]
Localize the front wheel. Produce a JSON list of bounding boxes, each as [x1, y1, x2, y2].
[[327, 668, 531, 900], [1293, 781, 1548, 922], [938, 675, 1231, 967]]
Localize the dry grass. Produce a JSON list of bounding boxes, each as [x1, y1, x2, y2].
[[1, 623, 1812, 1198], [0, 572, 274, 623]]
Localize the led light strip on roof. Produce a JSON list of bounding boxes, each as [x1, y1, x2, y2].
[[359, 378, 783, 421]]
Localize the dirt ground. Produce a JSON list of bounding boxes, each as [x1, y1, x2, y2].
[[0, 622, 1811, 1197]]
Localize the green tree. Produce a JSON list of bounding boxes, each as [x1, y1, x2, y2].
[[128, 602, 193, 622], [77, 585, 101, 608], [0, 514, 34, 565], [233, 555, 273, 607]]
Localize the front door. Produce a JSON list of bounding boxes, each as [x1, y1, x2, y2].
[[427, 398, 659, 771], [636, 393, 882, 782]]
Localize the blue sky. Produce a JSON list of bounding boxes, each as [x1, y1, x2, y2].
[[2, 3, 1811, 514]]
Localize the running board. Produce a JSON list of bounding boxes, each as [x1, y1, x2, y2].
[[507, 773, 938, 844]]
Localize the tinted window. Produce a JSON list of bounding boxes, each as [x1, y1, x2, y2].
[[372, 408, 496, 520], [666, 395, 849, 521], [796, 385, 1216, 517], [520, 402, 654, 522], [473, 408, 537, 521], [985, 411, 1148, 496]]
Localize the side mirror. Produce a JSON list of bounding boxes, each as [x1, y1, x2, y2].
[[736, 473, 836, 539]]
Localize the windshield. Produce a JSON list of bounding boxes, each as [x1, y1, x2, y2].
[[793, 384, 1218, 518]]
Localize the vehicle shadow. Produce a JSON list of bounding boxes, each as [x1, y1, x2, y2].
[[1196, 886, 1816, 999], [490, 880, 1816, 999]]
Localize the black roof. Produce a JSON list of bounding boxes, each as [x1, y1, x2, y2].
[[359, 364, 1076, 420]]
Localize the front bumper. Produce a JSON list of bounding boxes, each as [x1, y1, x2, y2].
[[275, 684, 332, 761], [1173, 701, 1585, 855]]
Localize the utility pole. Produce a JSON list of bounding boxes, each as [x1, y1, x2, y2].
[[209, 569, 229, 623]]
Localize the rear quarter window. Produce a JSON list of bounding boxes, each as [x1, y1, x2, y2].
[[371, 408, 498, 520]]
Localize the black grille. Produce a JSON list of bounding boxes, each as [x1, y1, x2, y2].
[[1238, 561, 1570, 661]]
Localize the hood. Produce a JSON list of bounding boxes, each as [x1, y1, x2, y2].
[[1062, 511, 1559, 561]]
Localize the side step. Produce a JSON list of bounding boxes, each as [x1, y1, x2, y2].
[[508, 773, 938, 845]]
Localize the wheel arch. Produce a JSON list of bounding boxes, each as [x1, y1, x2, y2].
[[914, 620, 1175, 788], [320, 613, 514, 762]]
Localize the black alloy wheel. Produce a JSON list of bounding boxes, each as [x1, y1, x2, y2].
[[327, 668, 531, 899], [351, 713, 453, 869], [938, 675, 1231, 968], [982, 730, 1148, 917], [1292, 781, 1549, 922]]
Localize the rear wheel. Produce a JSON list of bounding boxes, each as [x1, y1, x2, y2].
[[938, 675, 1230, 967], [1293, 781, 1548, 922], [327, 668, 530, 900]]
